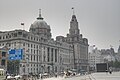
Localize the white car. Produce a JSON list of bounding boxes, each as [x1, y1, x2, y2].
[[7, 75, 16, 79], [15, 75, 22, 79]]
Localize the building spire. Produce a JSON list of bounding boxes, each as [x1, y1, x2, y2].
[[39, 9, 41, 17], [71, 7, 77, 21], [37, 9, 43, 20]]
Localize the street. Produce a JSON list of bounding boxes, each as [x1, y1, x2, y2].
[[42, 71, 120, 80]]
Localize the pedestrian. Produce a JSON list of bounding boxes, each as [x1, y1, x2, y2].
[[106, 69, 108, 74], [109, 67, 112, 74]]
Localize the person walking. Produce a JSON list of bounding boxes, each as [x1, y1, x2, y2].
[[109, 67, 112, 74]]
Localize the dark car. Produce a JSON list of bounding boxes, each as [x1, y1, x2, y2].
[[79, 70, 86, 75]]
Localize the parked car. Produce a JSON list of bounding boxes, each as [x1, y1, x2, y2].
[[79, 70, 86, 75], [7, 75, 16, 80], [22, 75, 28, 80], [15, 75, 22, 79], [40, 73, 49, 79]]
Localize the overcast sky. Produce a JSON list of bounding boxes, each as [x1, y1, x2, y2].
[[0, 0, 120, 52]]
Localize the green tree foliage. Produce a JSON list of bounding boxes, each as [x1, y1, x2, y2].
[[113, 60, 120, 68], [7, 60, 20, 75], [109, 60, 120, 68]]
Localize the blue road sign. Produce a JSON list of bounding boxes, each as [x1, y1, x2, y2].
[[8, 49, 23, 60]]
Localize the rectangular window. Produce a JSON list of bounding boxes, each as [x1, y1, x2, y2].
[[31, 49, 32, 53], [28, 68, 29, 72], [1, 60, 5, 66], [23, 43, 25, 46], [34, 50, 35, 54], [47, 47, 50, 62], [51, 48, 53, 62], [14, 33, 17, 37], [23, 34, 27, 38], [28, 44, 30, 47], [2, 51, 6, 57], [34, 45, 35, 48], [9, 43, 11, 47], [6, 36, 8, 39], [18, 32, 22, 35], [55, 49, 57, 62], [37, 56, 38, 61], [9, 35, 11, 38], [39, 56, 40, 61], [31, 55, 32, 61], [36, 45, 38, 49], [37, 38, 38, 41], [55, 66, 57, 72], [14, 42, 16, 46], [34, 55, 35, 61], [31, 37, 33, 40], [3, 36, 4, 39]]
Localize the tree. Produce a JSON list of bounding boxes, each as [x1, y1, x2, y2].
[[108, 59, 120, 68], [7, 60, 20, 75]]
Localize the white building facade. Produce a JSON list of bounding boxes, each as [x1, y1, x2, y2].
[[0, 10, 88, 75], [56, 15, 89, 71], [88, 47, 102, 71]]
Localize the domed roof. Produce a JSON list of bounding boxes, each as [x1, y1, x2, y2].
[[31, 19, 49, 29], [30, 10, 50, 29]]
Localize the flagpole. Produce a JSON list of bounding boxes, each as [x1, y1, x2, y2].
[[21, 23, 25, 30], [72, 7, 75, 15]]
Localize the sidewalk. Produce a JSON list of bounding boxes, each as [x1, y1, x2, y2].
[[87, 71, 120, 80]]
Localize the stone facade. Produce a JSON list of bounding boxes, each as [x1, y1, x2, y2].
[[0, 47, 8, 71], [56, 15, 89, 71], [0, 11, 88, 75], [88, 47, 102, 71]]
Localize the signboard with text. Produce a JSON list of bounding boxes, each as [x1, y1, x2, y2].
[[8, 49, 23, 60]]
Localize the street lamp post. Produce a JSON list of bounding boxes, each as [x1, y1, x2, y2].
[[23, 65, 25, 75]]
